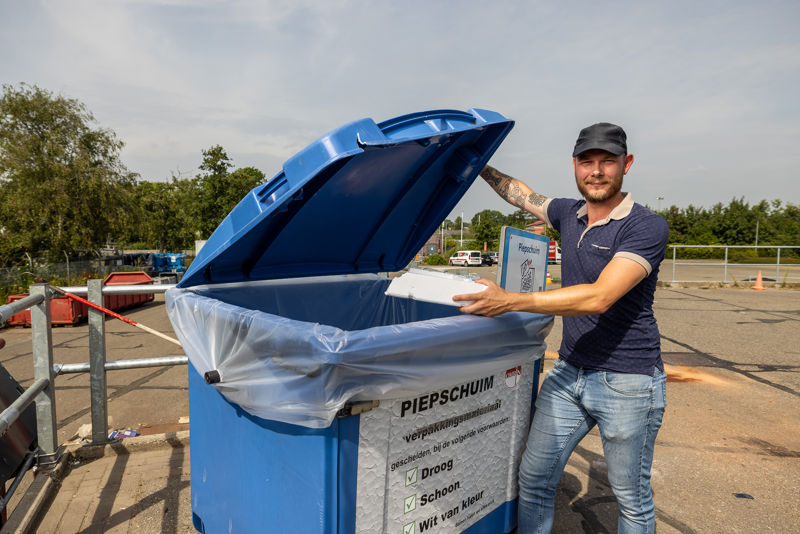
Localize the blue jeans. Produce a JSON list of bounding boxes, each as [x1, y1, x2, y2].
[[518, 358, 667, 534]]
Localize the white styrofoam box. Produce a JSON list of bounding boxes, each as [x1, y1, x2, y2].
[[385, 269, 487, 307]]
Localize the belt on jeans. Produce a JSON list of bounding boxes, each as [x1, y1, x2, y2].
[[560, 357, 662, 377], [558, 358, 597, 371]]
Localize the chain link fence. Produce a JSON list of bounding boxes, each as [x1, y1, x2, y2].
[[0, 256, 155, 300]]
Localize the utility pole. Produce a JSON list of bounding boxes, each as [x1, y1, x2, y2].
[[460, 211, 463, 246], [755, 218, 759, 248]]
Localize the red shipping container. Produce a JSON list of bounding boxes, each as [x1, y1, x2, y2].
[[5, 295, 89, 326], [103, 271, 155, 312], [4, 272, 154, 327]]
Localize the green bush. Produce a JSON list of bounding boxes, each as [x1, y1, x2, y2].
[[422, 254, 448, 265], [727, 249, 758, 262], [670, 247, 723, 259]]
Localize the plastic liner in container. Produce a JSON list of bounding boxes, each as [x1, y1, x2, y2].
[[166, 274, 552, 428]]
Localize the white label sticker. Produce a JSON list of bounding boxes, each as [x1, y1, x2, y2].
[[503, 234, 548, 293], [354, 359, 538, 533]]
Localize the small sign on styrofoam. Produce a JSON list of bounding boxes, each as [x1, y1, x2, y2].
[[497, 226, 550, 292], [385, 268, 487, 307]]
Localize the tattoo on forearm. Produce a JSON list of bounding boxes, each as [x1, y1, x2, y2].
[[528, 192, 547, 207], [482, 165, 547, 211], [509, 182, 526, 208], [481, 166, 505, 188], [482, 165, 515, 203], [498, 178, 510, 198]]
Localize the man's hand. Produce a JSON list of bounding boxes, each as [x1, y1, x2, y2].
[[454, 257, 649, 318], [453, 279, 516, 317]]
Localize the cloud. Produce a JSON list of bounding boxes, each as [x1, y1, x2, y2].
[[1, 0, 798, 214]]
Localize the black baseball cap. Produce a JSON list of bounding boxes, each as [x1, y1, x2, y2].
[[572, 122, 627, 157]]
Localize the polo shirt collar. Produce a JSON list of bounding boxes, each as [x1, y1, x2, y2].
[[576, 192, 634, 247], [576, 192, 634, 223]]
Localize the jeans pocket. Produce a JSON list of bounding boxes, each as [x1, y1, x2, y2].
[[602, 371, 653, 397], [653, 367, 668, 408]]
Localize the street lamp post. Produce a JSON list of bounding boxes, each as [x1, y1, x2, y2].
[[755, 218, 759, 248], [460, 211, 463, 246]]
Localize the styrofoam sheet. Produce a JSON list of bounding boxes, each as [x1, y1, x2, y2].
[[385, 268, 487, 307]]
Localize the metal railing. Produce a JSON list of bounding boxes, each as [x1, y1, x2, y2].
[[0, 281, 186, 516], [669, 245, 800, 284]]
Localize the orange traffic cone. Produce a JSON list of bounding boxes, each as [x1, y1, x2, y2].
[[751, 270, 766, 291], [546, 271, 552, 285]]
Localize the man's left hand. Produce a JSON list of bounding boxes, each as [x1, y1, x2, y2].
[[453, 279, 514, 317]]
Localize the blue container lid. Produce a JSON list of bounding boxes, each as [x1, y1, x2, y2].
[[178, 108, 514, 288]]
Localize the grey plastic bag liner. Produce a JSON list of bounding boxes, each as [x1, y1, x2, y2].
[[166, 274, 553, 428]]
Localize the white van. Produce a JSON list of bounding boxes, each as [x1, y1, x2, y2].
[[449, 250, 483, 266]]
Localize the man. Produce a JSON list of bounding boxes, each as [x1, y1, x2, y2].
[[454, 123, 668, 534]]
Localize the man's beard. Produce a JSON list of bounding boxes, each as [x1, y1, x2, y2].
[[576, 175, 623, 203]]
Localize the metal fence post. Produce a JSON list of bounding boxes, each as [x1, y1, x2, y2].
[[671, 246, 676, 283], [723, 247, 728, 283], [30, 284, 58, 466], [88, 279, 108, 444], [776, 247, 781, 285]]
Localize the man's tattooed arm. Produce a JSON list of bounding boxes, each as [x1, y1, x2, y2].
[[481, 165, 548, 219], [528, 191, 547, 207]]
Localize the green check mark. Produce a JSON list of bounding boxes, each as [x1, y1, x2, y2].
[[403, 521, 415, 534], [404, 494, 416, 514], [405, 467, 418, 486]]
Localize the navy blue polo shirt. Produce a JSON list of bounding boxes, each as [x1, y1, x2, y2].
[[543, 193, 669, 375]]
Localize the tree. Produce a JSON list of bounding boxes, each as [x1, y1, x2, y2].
[[124, 179, 198, 251], [771, 201, 800, 254], [469, 210, 504, 249], [0, 83, 137, 265], [714, 197, 754, 245], [471, 219, 498, 249], [199, 145, 233, 177], [506, 209, 536, 230], [470, 209, 505, 229], [195, 145, 266, 238]]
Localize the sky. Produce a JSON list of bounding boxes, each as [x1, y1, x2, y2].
[[1, 0, 798, 220]]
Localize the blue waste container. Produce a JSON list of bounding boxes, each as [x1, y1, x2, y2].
[[166, 108, 553, 534], [152, 253, 186, 274]]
